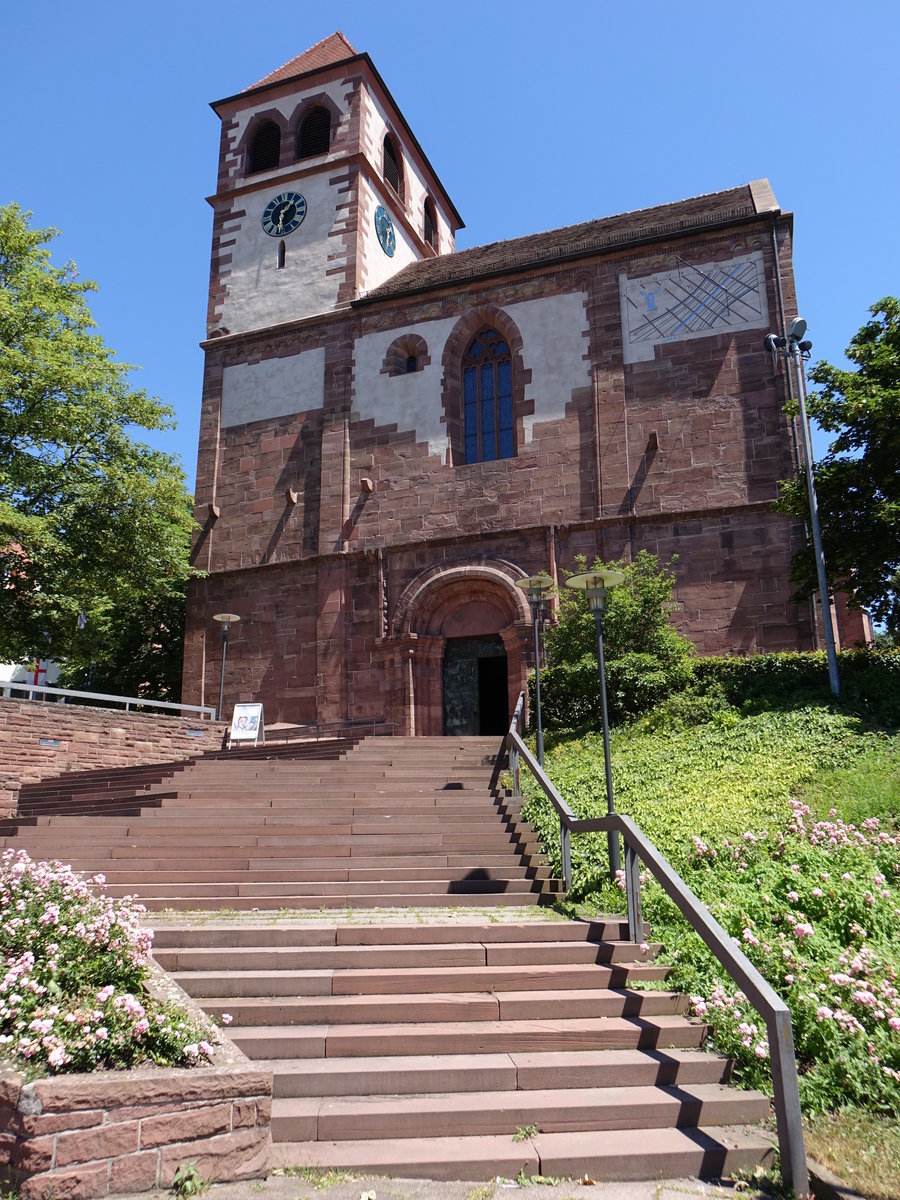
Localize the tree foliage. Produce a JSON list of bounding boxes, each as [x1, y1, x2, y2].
[[0, 204, 194, 695], [535, 551, 696, 727], [777, 297, 900, 635]]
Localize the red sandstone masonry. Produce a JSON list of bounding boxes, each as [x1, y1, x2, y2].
[[0, 700, 226, 815], [0, 1062, 271, 1200]]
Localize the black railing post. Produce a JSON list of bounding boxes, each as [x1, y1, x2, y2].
[[625, 842, 642, 944]]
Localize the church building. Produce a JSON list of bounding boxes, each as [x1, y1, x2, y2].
[[182, 32, 816, 734]]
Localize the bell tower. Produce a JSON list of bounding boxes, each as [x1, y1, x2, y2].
[[205, 33, 463, 339]]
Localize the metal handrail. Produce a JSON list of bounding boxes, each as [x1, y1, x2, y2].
[[0, 682, 217, 720], [502, 691, 808, 1196]]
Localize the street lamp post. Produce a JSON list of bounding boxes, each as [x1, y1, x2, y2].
[[565, 569, 625, 879], [514, 573, 554, 766], [212, 613, 241, 721], [764, 318, 840, 696]]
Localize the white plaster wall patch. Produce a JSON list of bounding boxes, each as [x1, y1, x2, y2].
[[352, 317, 458, 456], [220, 175, 346, 333], [359, 176, 420, 293], [504, 293, 591, 443], [221, 349, 326, 428], [619, 250, 769, 364]]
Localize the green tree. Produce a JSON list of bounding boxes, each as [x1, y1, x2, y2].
[[0, 204, 194, 696], [777, 297, 900, 636], [536, 551, 696, 727]]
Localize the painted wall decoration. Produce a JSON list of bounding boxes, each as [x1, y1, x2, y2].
[[619, 250, 769, 364]]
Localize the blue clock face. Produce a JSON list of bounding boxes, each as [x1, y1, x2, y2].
[[374, 205, 396, 257], [262, 192, 307, 237]]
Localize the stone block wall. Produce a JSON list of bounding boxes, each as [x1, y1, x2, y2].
[[0, 700, 226, 814], [0, 1062, 271, 1199]]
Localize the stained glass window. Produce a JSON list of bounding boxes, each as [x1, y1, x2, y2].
[[462, 329, 514, 463]]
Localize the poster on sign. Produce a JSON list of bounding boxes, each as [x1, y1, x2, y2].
[[228, 703, 264, 748]]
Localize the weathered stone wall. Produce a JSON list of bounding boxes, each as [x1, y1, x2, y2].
[[0, 1062, 271, 1200], [0, 700, 226, 814]]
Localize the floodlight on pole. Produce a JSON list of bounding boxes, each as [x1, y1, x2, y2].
[[212, 613, 241, 721], [565, 568, 625, 879], [764, 318, 840, 696], [514, 573, 554, 766]]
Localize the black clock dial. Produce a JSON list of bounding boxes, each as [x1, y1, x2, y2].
[[262, 191, 307, 237]]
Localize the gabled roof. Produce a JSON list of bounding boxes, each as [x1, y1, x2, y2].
[[356, 181, 782, 305], [245, 32, 357, 91]]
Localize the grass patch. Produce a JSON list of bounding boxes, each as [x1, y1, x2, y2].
[[518, 706, 900, 1117], [806, 1109, 900, 1200], [271, 1167, 359, 1188]]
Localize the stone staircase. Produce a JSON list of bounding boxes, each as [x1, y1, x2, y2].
[[1, 735, 775, 1182]]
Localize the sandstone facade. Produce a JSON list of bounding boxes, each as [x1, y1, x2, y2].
[[183, 34, 816, 734]]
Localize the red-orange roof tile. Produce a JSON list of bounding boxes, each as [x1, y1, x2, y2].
[[245, 32, 357, 91]]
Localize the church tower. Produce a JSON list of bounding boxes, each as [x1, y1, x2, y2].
[[205, 33, 463, 339]]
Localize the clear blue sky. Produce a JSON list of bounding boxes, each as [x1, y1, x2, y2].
[[3, 0, 898, 486]]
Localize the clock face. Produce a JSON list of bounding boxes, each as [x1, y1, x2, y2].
[[374, 205, 396, 257], [261, 192, 307, 238]]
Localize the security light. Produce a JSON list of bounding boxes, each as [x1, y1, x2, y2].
[[787, 317, 808, 343]]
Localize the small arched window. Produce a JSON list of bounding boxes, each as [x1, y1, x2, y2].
[[383, 135, 402, 197], [423, 199, 437, 250], [462, 329, 514, 463], [298, 106, 331, 159], [248, 121, 281, 173]]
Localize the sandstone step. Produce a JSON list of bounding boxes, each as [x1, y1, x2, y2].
[[138, 892, 542, 912], [150, 919, 636, 949], [200, 988, 687, 1027], [229, 1015, 708, 1059], [262, 1047, 732, 1098], [172, 961, 668, 998], [153, 938, 650, 972], [271, 1081, 770, 1142], [105, 878, 540, 899], [271, 1125, 773, 1182]]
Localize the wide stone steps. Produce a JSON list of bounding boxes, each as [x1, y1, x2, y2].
[[153, 912, 772, 1182], [271, 1127, 772, 1183], [3, 736, 774, 1182]]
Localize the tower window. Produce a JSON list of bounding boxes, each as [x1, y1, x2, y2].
[[383, 135, 402, 196], [248, 121, 281, 173], [277, 240, 286, 270], [423, 199, 436, 249], [406, 355, 417, 374], [462, 328, 514, 463], [298, 106, 331, 159]]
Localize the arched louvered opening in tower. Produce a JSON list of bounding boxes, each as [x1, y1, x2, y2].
[[248, 121, 281, 173], [383, 135, 402, 197], [423, 198, 437, 250], [297, 106, 331, 159]]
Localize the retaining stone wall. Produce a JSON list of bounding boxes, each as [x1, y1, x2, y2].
[[0, 699, 227, 814], [0, 1062, 272, 1199]]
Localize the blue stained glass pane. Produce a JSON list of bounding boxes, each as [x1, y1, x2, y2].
[[468, 340, 482, 360], [498, 360, 511, 401], [499, 427, 514, 459], [480, 364, 494, 403], [494, 340, 509, 356], [466, 433, 479, 463], [481, 436, 496, 462]]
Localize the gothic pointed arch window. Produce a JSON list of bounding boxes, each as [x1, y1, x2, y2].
[[462, 328, 514, 463], [297, 106, 331, 159], [248, 121, 281, 173]]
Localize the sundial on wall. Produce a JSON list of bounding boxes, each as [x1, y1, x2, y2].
[[619, 250, 768, 363]]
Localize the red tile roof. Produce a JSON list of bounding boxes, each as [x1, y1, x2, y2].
[[245, 32, 357, 91], [357, 183, 780, 304]]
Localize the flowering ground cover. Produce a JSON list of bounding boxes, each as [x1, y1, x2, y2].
[[0, 849, 217, 1075], [519, 707, 900, 1117]]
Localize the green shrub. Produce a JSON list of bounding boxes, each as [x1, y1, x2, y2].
[[0, 850, 218, 1074], [532, 551, 696, 728]]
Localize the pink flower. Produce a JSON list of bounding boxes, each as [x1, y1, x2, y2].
[[816, 1006, 833, 1021], [221, 1013, 233, 1026], [793, 923, 814, 940]]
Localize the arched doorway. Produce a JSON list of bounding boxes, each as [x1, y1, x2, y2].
[[388, 560, 533, 736]]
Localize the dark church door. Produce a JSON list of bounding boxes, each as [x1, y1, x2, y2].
[[442, 635, 509, 736]]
